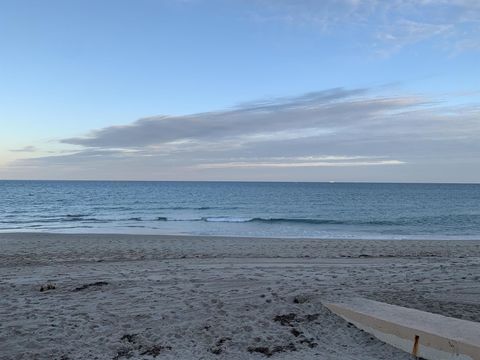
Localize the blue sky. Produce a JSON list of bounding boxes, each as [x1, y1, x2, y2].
[[1, 0, 479, 181]]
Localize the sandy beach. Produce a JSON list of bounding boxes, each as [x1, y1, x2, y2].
[[1, 233, 479, 360]]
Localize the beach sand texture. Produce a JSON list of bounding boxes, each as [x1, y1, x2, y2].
[[1, 233, 479, 359]]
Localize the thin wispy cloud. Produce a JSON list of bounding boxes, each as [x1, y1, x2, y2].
[[196, 159, 405, 169], [10, 146, 37, 153], [253, 0, 480, 55]]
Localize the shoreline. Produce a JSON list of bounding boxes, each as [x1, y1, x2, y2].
[[1, 232, 479, 359], [2, 230, 480, 242]]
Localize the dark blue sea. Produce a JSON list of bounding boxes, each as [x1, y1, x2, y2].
[[1, 181, 480, 239]]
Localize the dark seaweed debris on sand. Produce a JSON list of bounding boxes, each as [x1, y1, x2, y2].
[[293, 295, 309, 304], [269, 312, 319, 350], [273, 313, 297, 326], [120, 334, 139, 343], [209, 337, 232, 355], [140, 345, 172, 357], [73, 281, 109, 292], [113, 333, 172, 359], [247, 343, 297, 357], [40, 283, 56, 292]]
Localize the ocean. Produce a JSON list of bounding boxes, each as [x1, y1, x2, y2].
[[1, 180, 480, 239]]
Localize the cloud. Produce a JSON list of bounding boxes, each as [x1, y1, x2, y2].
[[195, 158, 405, 169], [61, 88, 431, 151], [10, 145, 37, 153], [376, 19, 452, 56], [61, 88, 370, 149], [59, 87, 479, 156], [2, 87, 480, 181], [252, 0, 480, 55]]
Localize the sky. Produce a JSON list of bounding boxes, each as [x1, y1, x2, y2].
[[0, 0, 479, 182]]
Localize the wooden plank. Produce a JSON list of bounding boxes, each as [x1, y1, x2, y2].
[[323, 298, 480, 360]]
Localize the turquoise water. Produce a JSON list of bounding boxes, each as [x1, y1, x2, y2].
[[1, 181, 480, 239]]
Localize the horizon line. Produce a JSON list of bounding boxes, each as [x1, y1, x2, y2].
[[0, 179, 479, 185]]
